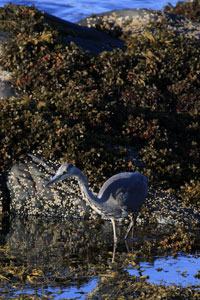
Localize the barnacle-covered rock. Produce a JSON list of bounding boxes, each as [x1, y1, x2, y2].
[[77, 8, 200, 40], [7, 155, 97, 219], [142, 188, 200, 227]]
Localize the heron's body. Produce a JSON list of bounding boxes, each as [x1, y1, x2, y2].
[[98, 172, 148, 219], [45, 163, 148, 243]]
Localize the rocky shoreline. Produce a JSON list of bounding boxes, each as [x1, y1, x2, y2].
[[0, 3, 199, 226]]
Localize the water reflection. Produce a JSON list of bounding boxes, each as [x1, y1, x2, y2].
[[5, 216, 124, 266], [3, 216, 171, 267], [0, 216, 200, 299]]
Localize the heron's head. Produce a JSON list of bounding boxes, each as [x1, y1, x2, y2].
[[45, 163, 75, 187]]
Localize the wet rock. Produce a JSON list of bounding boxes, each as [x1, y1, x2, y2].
[[6, 155, 96, 219], [43, 12, 125, 54], [0, 31, 17, 99], [77, 9, 200, 40]]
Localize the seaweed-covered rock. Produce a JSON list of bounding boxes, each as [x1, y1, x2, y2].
[[0, 4, 199, 213], [0, 4, 125, 58], [164, 0, 200, 23]]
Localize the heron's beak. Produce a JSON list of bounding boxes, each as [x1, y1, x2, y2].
[[45, 174, 63, 188]]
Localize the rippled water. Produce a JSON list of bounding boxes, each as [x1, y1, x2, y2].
[[1, 0, 181, 22]]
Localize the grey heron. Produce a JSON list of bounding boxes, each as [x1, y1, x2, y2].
[[45, 163, 148, 243]]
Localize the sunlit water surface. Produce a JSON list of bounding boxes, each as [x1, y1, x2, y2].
[[1, 279, 98, 299], [1, 0, 182, 22], [128, 254, 200, 287]]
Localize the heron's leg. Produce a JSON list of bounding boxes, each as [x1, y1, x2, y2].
[[124, 216, 133, 240], [124, 212, 138, 240], [111, 218, 117, 244], [112, 242, 117, 263]]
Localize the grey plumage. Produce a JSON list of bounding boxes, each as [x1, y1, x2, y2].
[[45, 163, 148, 243]]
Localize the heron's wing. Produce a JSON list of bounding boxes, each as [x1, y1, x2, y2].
[[98, 172, 148, 213], [98, 172, 133, 199]]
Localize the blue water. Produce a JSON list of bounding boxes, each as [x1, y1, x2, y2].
[[128, 254, 200, 287], [0, 0, 182, 22], [2, 278, 98, 299], [1, 254, 200, 299]]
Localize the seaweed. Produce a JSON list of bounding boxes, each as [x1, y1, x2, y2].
[[0, 4, 199, 204], [164, 0, 200, 23]]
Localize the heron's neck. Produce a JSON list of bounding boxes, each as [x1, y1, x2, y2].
[[74, 169, 103, 214], [75, 169, 98, 201]]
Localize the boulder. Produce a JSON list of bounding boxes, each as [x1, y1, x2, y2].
[[43, 11, 125, 54], [77, 8, 200, 40], [7, 154, 94, 219]]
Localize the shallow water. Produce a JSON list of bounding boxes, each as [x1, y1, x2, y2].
[[0, 216, 200, 299], [1, 279, 98, 299], [128, 255, 200, 287], [0, 0, 181, 22], [2, 255, 200, 298]]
